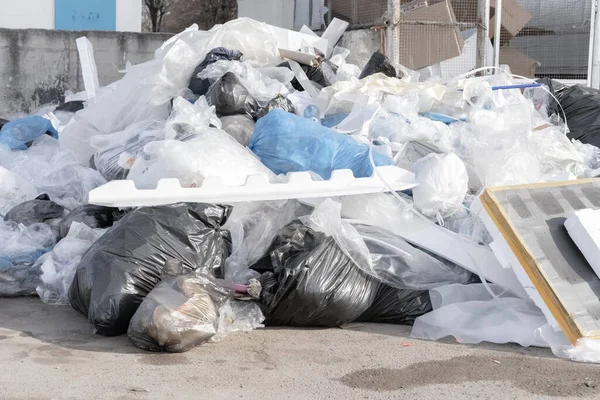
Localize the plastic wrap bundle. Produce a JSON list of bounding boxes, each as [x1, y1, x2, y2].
[[249, 109, 394, 179], [128, 272, 230, 352], [189, 47, 244, 96], [68, 203, 232, 336], [410, 153, 468, 219], [252, 221, 380, 327], [36, 222, 103, 305], [219, 115, 256, 146], [206, 72, 259, 117], [0, 221, 55, 296]]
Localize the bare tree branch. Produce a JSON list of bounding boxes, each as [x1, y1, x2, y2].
[[144, 0, 173, 32]]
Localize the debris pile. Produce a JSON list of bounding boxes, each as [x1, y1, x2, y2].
[[2, 16, 600, 362]]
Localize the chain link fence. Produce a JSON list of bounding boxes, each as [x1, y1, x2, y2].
[[291, 0, 594, 82]]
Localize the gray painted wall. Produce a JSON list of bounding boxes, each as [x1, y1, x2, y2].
[[0, 28, 172, 117]]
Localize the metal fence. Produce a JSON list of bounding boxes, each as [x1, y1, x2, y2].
[[293, 0, 597, 85], [507, 0, 592, 82]]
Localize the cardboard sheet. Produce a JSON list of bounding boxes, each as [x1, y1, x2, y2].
[[475, 180, 600, 344]]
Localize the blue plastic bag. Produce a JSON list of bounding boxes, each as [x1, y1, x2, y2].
[[0, 116, 58, 150], [249, 110, 393, 179]]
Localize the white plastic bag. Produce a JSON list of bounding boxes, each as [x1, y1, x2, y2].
[[127, 128, 273, 189], [410, 153, 468, 219], [36, 222, 103, 305]]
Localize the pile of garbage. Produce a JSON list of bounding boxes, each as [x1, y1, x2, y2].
[[2, 17, 600, 361]]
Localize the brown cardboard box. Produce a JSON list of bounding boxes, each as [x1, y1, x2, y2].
[[398, 0, 465, 70], [499, 47, 538, 78], [450, 0, 531, 40], [489, 0, 532, 40]]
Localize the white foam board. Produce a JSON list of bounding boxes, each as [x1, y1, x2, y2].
[[565, 209, 600, 280], [88, 166, 417, 208], [268, 24, 329, 56]]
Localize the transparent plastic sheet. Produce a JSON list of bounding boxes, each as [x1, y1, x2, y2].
[[410, 153, 468, 220], [0, 166, 38, 217], [443, 195, 493, 246], [68, 203, 232, 336], [77, 18, 280, 134], [223, 200, 307, 283], [410, 284, 553, 347], [572, 139, 600, 170], [127, 272, 230, 352], [213, 299, 265, 340], [303, 199, 470, 291], [249, 109, 393, 180], [198, 60, 289, 106], [0, 221, 55, 297], [166, 96, 222, 138], [0, 136, 106, 210], [219, 115, 255, 146], [58, 118, 105, 167], [330, 47, 361, 82], [91, 120, 166, 181], [36, 222, 103, 305], [355, 224, 471, 290], [318, 74, 447, 117], [531, 126, 586, 179]]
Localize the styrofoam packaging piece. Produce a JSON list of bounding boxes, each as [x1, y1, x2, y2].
[[88, 166, 417, 208], [565, 209, 600, 280], [321, 18, 350, 58], [76, 37, 100, 101], [268, 24, 329, 56]]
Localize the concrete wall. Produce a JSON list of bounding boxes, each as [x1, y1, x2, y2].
[[0, 28, 172, 117], [0, 0, 142, 32], [238, 0, 295, 30]]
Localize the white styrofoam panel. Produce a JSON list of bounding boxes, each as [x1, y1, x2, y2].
[[565, 209, 600, 280], [88, 166, 417, 208]]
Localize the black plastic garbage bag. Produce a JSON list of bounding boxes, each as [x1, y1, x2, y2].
[[254, 95, 296, 120], [0, 248, 50, 297], [189, 47, 244, 96], [58, 205, 125, 239], [540, 78, 600, 147], [359, 51, 399, 79], [278, 61, 335, 91], [206, 72, 259, 117], [252, 221, 379, 327], [68, 203, 232, 336], [55, 101, 85, 113], [0, 118, 8, 130], [128, 271, 230, 353], [4, 194, 65, 225], [357, 284, 432, 325]]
